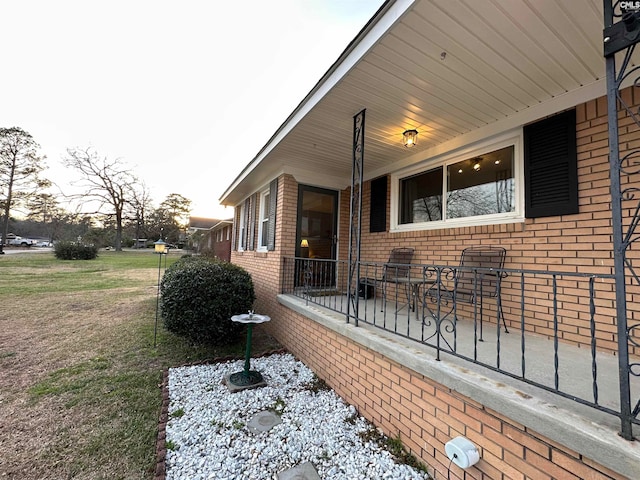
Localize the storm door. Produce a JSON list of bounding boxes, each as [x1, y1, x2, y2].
[[295, 185, 338, 288]]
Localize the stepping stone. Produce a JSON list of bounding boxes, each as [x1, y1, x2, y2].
[[278, 461, 321, 480], [247, 410, 282, 433]]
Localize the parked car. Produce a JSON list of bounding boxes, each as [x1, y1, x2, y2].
[[7, 236, 37, 247], [35, 241, 52, 247]]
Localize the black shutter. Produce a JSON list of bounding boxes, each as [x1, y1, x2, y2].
[[370, 176, 387, 233], [524, 109, 578, 218], [267, 178, 278, 251], [243, 197, 251, 249], [248, 193, 257, 251]]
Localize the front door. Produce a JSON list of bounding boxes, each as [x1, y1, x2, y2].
[[295, 185, 338, 288]]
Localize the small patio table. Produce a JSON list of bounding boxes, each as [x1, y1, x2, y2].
[[392, 277, 424, 320]]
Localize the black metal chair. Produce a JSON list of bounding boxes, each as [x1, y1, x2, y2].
[[360, 247, 415, 311], [454, 246, 508, 339]]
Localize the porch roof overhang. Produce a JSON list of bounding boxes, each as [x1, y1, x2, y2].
[[220, 0, 609, 206]]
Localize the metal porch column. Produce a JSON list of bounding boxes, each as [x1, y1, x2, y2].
[[603, 0, 640, 440], [346, 109, 365, 325]]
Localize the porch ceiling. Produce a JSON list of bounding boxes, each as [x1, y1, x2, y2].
[[221, 0, 608, 205]]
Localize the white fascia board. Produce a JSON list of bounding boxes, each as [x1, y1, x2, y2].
[[226, 167, 287, 207], [219, 0, 416, 204]]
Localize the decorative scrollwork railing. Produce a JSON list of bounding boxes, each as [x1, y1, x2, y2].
[[421, 266, 457, 358]]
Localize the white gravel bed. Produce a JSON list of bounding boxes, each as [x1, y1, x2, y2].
[[166, 353, 430, 480]]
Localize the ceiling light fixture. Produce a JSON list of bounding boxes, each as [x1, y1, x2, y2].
[[402, 129, 418, 148]]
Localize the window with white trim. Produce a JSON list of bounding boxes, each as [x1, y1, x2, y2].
[[392, 133, 523, 231], [257, 187, 270, 251], [235, 178, 278, 252]]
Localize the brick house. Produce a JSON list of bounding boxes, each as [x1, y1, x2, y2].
[[197, 218, 233, 261], [219, 2, 640, 478]]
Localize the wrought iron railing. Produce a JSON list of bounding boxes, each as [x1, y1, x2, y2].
[[281, 256, 639, 438]]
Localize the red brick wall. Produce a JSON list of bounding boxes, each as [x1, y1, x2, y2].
[[212, 239, 231, 262]]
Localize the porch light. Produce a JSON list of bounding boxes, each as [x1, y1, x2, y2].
[[154, 238, 167, 254], [402, 129, 418, 148], [300, 239, 309, 248]]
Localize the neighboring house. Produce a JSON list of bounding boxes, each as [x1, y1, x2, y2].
[[187, 216, 219, 236], [186, 216, 219, 251], [219, 1, 640, 478], [199, 219, 233, 262]]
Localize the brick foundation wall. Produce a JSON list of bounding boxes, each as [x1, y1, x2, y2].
[[266, 303, 629, 480]]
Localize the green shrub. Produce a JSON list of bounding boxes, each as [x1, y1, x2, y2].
[[54, 241, 99, 260], [159, 256, 255, 345]]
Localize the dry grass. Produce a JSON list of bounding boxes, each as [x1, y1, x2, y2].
[[0, 251, 281, 479]]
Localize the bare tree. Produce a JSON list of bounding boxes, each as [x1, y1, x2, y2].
[[127, 183, 154, 245], [63, 147, 138, 251], [0, 127, 49, 253]]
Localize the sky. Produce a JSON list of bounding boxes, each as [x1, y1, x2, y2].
[[1, 0, 384, 218]]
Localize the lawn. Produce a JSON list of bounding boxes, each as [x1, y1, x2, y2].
[[0, 250, 281, 480]]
